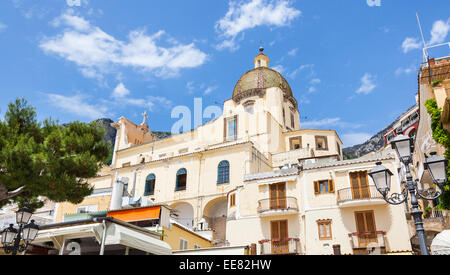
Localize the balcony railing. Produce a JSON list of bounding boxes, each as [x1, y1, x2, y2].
[[348, 231, 386, 249], [337, 186, 384, 204], [257, 197, 298, 214], [259, 238, 300, 255]]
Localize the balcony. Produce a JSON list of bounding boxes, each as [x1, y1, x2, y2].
[[272, 148, 311, 167], [259, 238, 300, 255], [337, 186, 385, 208], [257, 197, 299, 216], [348, 231, 386, 254]]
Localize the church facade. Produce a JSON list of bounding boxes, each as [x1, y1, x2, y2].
[[54, 50, 413, 255]]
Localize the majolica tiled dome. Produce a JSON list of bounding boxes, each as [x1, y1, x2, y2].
[[232, 66, 293, 99], [231, 50, 297, 109]]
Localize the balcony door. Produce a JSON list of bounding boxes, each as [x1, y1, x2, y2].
[[350, 171, 371, 200], [355, 211, 378, 247], [271, 220, 289, 254], [270, 183, 286, 210]]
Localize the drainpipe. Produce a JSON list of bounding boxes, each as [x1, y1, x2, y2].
[[99, 220, 107, 255]]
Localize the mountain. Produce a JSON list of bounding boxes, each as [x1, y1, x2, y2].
[[342, 105, 416, 160]]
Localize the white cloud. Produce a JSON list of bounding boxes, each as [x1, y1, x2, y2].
[[112, 83, 130, 98], [401, 37, 421, 53], [310, 78, 321, 85], [287, 64, 313, 79], [429, 19, 450, 45], [395, 65, 416, 76], [40, 12, 208, 79], [215, 0, 301, 51], [288, 48, 298, 56], [204, 86, 218, 95], [301, 117, 363, 130], [272, 65, 285, 74], [341, 132, 373, 147], [302, 118, 340, 128], [186, 81, 195, 94], [44, 93, 108, 119], [0, 23, 6, 32], [308, 86, 316, 94], [356, 73, 376, 95]]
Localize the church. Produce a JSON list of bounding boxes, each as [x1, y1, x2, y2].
[[52, 49, 413, 255]]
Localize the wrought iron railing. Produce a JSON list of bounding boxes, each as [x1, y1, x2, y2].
[[259, 238, 300, 255], [257, 197, 298, 214], [348, 231, 386, 249], [337, 186, 384, 203]]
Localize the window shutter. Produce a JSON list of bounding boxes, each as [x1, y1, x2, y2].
[[329, 180, 335, 193], [314, 181, 320, 194], [223, 118, 227, 141], [234, 115, 238, 139]]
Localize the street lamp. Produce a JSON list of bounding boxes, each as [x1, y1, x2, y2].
[[1, 207, 39, 255], [369, 135, 447, 255]]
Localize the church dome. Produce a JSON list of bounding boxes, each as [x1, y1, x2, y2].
[[232, 49, 297, 108]]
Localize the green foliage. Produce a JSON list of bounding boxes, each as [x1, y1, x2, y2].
[[424, 99, 450, 209], [432, 79, 444, 87], [0, 98, 111, 210]]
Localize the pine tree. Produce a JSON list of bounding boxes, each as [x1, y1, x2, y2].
[[0, 98, 111, 210]]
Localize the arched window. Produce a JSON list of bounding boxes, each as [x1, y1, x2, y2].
[[144, 174, 156, 196], [176, 168, 187, 191], [217, 161, 230, 184]]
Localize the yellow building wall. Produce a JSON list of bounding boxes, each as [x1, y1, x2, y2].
[[162, 223, 212, 250]]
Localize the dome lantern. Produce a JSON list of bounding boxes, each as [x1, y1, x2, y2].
[[254, 48, 269, 68]]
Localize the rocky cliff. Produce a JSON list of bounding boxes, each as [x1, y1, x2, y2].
[[343, 105, 417, 160]]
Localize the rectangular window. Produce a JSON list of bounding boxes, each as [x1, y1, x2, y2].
[[225, 116, 238, 141], [179, 238, 188, 250], [122, 162, 131, 168], [77, 205, 98, 214], [314, 180, 335, 195], [317, 220, 332, 240], [315, 136, 329, 150], [289, 137, 302, 150], [229, 193, 236, 207], [178, 148, 188, 154]]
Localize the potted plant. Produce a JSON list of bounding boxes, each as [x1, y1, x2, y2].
[[423, 206, 433, 218]]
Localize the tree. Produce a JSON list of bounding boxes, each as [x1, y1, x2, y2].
[[0, 98, 111, 210]]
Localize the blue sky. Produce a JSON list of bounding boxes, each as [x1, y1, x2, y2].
[[0, 0, 449, 147]]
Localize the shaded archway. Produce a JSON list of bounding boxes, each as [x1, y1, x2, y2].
[[171, 202, 194, 229], [203, 197, 228, 246]]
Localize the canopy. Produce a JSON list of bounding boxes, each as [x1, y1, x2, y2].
[[33, 221, 171, 255], [431, 230, 450, 255]]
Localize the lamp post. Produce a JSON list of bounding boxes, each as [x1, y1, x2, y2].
[[1, 206, 39, 255], [368, 134, 448, 255]]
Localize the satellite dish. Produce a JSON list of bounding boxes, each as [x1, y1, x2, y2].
[[431, 230, 450, 255]]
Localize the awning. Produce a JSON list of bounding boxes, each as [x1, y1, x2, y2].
[[33, 221, 171, 255], [107, 206, 161, 222], [99, 223, 171, 255]]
